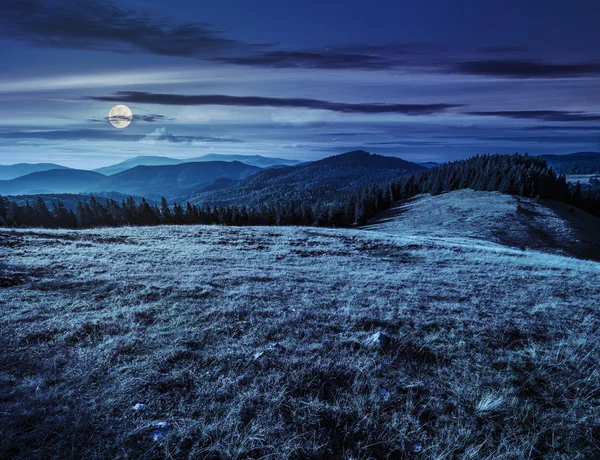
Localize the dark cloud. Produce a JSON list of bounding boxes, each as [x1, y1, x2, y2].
[[0, 0, 244, 57], [456, 60, 600, 78], [134, 114, 175, 123], [0, 1, 407, 70], [366, 140, 448, 146], [474, 135, 599, 144], [523, 125, 600, 131], [216, 50, 393, 70], [87, 114, 174, 123], [216, 44, 438, 70], [85, 91, 463, 115], [467, 110, 600, 122], [477, 46, 527, 54], [3, 1, 598, 80]]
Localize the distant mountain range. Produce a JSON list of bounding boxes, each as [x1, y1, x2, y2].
[[92, 154, 301, 175], [0, 169, 107, 195], [0, 163, 70, 180], [101, 161, 260, 199], [0, 161, 261, 199], [538, 152, 600, 174], [188, 150, 424, 208], [187, 154, 302, 168], [0, 151, 422, 202], [93, 156, 183, 176]]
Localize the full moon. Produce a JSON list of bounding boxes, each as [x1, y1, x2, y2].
[[109, 105, 132, 129]]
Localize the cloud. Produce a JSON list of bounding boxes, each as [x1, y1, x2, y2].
[[85, 91, 463, 115], [139, 128, 243, 144], [215, 44, 445, 70], [523, 125, 600, 131], [216, 50, 396, 70], [0, 128, 140, 141], [474, 135, 600, 144], [134, 114, 175, 123], [467, 110, 600, 122], [455, 60, 600, 78], [139, 128, 189, 144], [0, 0, 245, 58], [87, 114, 174, 123], [3, 1, 599, 82], [477, 46, 527, 54], [0, 2, 428, 71], [0, 127, 242, 144]]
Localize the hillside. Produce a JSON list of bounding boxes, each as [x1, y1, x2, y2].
[[189, 150, 424, 207], [0, 163, 70, 180], [102, 161, 261, 200], [0, 169, 107, 195], [365, 189, 600, 261], [2, 217, 599, 458], [93, 156, 183, 176], [539, 151, 600, 174]]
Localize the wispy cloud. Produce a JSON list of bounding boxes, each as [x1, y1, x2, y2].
[[216, 50, 396, 70], [2, 1, 599, 80], [0, 1, 245, 57], [87, 114, 174, 123], [467, 110, 600, 122], [0, 128, 139, 141], [455, 60, 600, 78], [522, 125, 600, 131], [139, 127, 189, 144], [139, 128, 243, 144], [85, 91, 463, 115]]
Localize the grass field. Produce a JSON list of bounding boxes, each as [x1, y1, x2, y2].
[[2, 206, 600, 458]]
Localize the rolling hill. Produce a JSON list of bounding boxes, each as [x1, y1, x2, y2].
[[0, 163, 70, 180], [0, 162, 261, 199], [93, 154, 302, 176], [0, 169, 107, 195], [189, 150, 424, 207], [365, 189, 600, 261], [186, 154, 302, 168], [101, 161, 261, 199], [93, 156, 184, 176]]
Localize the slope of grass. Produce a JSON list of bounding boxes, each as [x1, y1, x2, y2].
[[365, 189, 600, 261], [2, 224, 600, 458]]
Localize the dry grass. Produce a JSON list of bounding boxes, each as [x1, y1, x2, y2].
[[1, 224, 600, 459]]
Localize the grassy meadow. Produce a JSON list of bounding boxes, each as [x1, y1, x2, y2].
[[1, 217, 600, 458]]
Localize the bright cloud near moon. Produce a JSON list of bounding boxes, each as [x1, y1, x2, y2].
[[109, 104, 132, 129]]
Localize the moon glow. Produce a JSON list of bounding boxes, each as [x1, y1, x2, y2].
[[109, 105, 132, 129]]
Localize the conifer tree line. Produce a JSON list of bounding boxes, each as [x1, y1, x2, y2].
[[1, 153, 598, 229]]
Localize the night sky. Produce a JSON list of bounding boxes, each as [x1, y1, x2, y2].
[[1, 0, 600, 169]]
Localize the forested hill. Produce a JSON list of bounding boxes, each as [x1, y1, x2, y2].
[[187, 150, 424, 207], [346, 153, 586, 225], [538, 152, 600, 174]]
